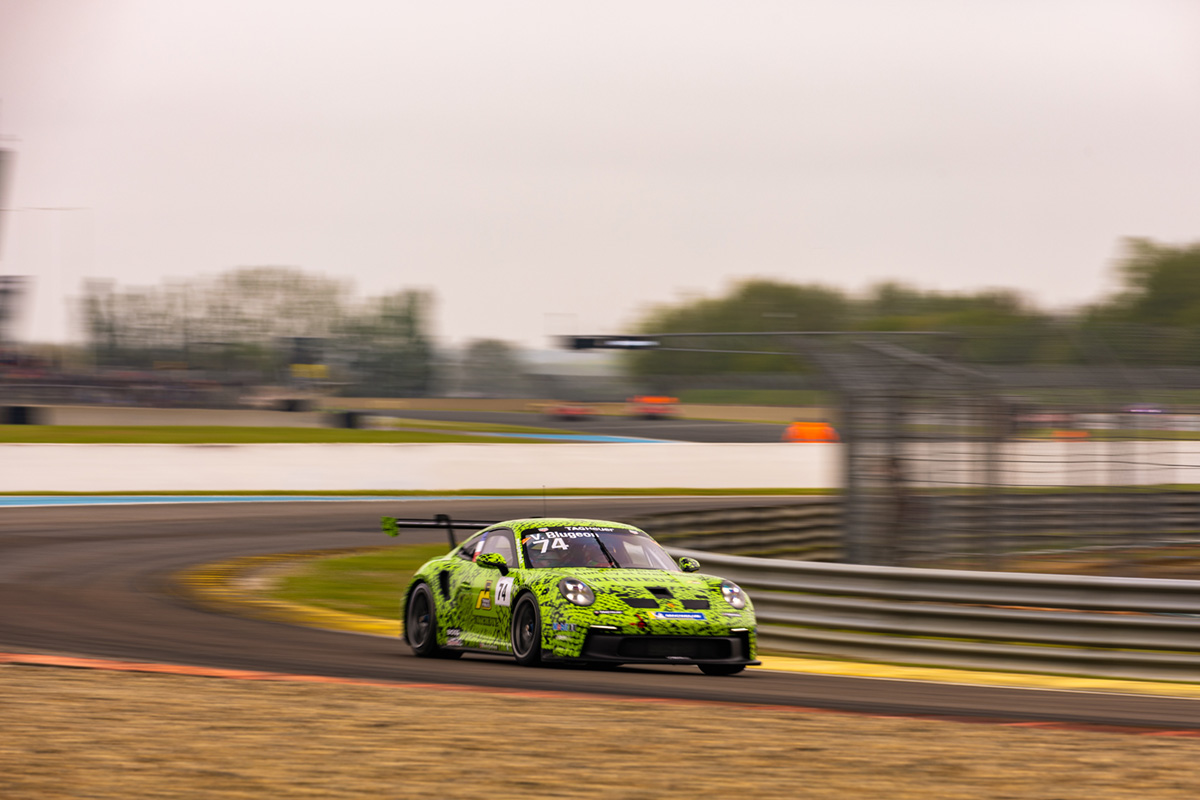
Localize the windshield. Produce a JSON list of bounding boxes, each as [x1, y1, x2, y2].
[[520, 525, 679, 571]]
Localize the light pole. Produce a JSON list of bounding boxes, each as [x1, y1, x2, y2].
[[1, 206, 92, 346], [0, 274, 25, 347]]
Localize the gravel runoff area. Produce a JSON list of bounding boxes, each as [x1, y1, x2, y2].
[[3, 664, 1200, 799]]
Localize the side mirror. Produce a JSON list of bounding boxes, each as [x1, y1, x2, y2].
[[476, 552, 509, 576], [678, 557, 700, 573]]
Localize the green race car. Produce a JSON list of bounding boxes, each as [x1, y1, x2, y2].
[[386, 516, 758, 675]]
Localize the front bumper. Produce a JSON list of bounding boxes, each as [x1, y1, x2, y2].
[[562, 629, 759, 665]]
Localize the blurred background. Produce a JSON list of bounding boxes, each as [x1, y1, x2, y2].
[[3, 0, 1200, 575]]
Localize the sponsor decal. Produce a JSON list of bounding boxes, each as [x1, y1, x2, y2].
[[552, 622, 575, 632], [495, 577, 514, 607], [722, 612, 741, 618], [475, 580, 493, 610], [525, 527, 616, 540], [445, 628, 463, 647], [653, 611, 705, 621], [592, 609, 623, 615], [555, 634, 573, 641]]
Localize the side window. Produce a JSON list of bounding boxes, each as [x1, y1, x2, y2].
[[478, 528, 516, 565], [456, 532, 487, 562]]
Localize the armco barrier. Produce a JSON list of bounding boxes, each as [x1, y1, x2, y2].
[[634, 501, 842, 561], [667, 547, 1200, 681], [647, 493, 1200, 566]]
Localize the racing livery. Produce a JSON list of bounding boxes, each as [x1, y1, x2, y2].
[[392, 517, 758, 675]]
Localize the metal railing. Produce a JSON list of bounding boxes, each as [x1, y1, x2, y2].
[[639, 495, 1200, 572], [632, 501, 842, 561], [669, 546, 1200, 681]]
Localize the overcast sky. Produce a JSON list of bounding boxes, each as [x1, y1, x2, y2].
[[1, 0, 1198, 347]]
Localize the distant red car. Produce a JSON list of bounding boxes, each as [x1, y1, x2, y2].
[[549, 403, 595, 421], [628, 396, 679, 420]]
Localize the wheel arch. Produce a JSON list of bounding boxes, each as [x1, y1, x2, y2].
[[401, 578, 427, 621]]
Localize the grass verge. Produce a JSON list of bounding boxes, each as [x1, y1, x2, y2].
[[0, 425, 562, 444], [677, 389, 833, 406], [269, 544, 447, 618]]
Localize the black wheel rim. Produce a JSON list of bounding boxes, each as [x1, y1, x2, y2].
[[409, 590, 432, 647], [513, 602, 535, 657]]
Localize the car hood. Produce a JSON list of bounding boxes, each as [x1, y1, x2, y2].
[[526, 567, 723, 601]]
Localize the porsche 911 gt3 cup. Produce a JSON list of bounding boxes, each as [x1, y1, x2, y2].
[[383, 516, 758, 675]]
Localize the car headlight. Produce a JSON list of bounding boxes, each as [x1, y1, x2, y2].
[[719, 580, 747, 610], [558, 578, 595, 606]]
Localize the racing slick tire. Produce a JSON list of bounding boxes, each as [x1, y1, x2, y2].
[[698, 663, 745, 676], [405, 583, 461, 659], [510, 593, 544, 667]]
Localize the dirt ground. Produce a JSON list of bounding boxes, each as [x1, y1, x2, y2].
[[2, 665, 1199, 799]]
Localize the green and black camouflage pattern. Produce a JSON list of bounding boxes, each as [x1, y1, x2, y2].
[[399, 517, 757, 663]]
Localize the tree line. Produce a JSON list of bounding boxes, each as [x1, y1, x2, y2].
[[627, 237, 1200, 379], [79, 267, 542, 398], [76, 237, 1200, 395], [82, 267, 436, 396]]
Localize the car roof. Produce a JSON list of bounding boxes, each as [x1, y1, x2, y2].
[[490, 518, 642, 535]]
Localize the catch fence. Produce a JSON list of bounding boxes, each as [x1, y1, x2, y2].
[[634, 329, 1200, 573]]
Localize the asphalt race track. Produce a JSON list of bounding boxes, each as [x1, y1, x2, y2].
[[5, 498, 1200, 730], [366, 408, 791, 443]]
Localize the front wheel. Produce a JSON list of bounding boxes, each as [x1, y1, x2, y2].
[[699, 663, 745, 676], [510, 594, 543, 667]]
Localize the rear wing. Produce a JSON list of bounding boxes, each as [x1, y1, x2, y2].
[[380, 514, 498, 548]]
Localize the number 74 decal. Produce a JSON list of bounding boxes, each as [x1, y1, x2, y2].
[[474, 577, 515, 610], [494, 577, 514, 607]]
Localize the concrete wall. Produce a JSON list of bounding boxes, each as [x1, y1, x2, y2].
[[0, 443, 841, 492], [906, 439, 1200, 487], [6, 439, 1200, 493]]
